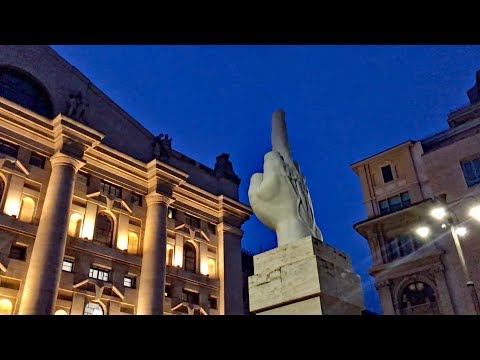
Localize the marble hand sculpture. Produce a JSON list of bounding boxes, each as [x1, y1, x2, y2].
[[248, 110, 322, 247]]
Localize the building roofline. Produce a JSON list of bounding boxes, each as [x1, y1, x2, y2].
[[350, 140, 415, 170]]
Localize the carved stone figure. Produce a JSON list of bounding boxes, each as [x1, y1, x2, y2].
[[66, 91, 89, 124], [152, 133, 173, 161], [248, 110, 322, 246]]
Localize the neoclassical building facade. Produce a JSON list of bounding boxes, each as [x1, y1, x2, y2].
[[0, 45, 252, 315], [352, 70, 480, 315]]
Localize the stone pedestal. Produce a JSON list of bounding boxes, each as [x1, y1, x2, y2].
[[248, 236, 364, 315]]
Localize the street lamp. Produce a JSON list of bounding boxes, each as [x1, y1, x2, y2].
[[417, 203, 480, 314]]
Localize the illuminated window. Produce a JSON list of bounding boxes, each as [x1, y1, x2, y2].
[[166, 246, 174, 266], [62, 259, 74, 272], [68, 213, 83, 238], [165, 284, 172, 297], [0, 139, 19, 158], [208, 296, 218, 310], [18, 197, 35, 223], [9, 244, 27, 261], [54, 309, 68, 315], [89, 267, 110, 282], [93, 212, 114, 246], [182, 289, 199, 305], [124, 275, 135, 288], [0, 299, 13, 315], [127, 232, 139, 255], [167, 208, 176, 219], [84, 302, 104, 315], [100, 180, 122, 198], [183, 243, 196, 272], [0, 67, 53, 118], [207, 258, 216, 278], [29, 153, 46, 169], [131, 193, 142, 206]]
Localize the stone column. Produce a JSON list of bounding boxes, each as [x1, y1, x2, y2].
[[432, 265, 455, 315], [217, 222, 244, 315], [376, 280, 396, 315], [19, 153, 84, 315], [137, 192, 174, 315]]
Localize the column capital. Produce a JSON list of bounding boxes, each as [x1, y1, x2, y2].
[[50, 152, 85, 172], [145, 191, 175, 207]]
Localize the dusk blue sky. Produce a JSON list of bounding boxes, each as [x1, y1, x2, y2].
[[52, 45, 480, 313]]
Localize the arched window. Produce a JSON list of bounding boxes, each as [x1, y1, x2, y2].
[[0, 298, 13, 315], [127, 232, 139, 254], [166, 246, 174, 266], [93, 212, 114, 246], [54, 309, 68, 315], [0, 67, 53, 118], [83, 302, 104, 315], [400, 281, 439, 315], [18, 197, 35, 223], [184, 243, 196, 273], [68, 213, 83, 238], [208, 258, 216, 278]]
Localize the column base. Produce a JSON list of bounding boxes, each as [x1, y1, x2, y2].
[[248, 236, 365, 315]]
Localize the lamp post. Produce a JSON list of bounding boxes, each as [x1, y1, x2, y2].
[[420, 200, 480, 314], [449, 223, 480, 314]]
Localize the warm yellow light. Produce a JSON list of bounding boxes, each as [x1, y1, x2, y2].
[[174, 251, 183, 267], [469, 205, 480, 222], [208, 258, 216, 278], [68, 213, 83, 238], [200, 260, 209, 276], [54, 309, 68, 315], [4, 197, 21, 217], [0, 298, 13, 315], [455, 227, 467, 237], [430, 207, 447, 220], [416, 226, 430, 238], [81, 220, 95, 240]]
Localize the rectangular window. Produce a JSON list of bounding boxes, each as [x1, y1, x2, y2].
[[124, 275, 135, 288], [131, 193, 142, 207], [9, 244, 27, 261], [77, 172, 90, 185], [185, 214, 200, 228], [208, 223, 216, 234], [165, 284, 172, 297], [29, 153, 46, 169], [208, 296, 218, 310], [378, 192, 411, 215], [167, 208, 176, 219], [89, 267, 110, 282], [100, 180, 122, 198], [62, 259, 74, 272], [461, 158, 480, 187], [385, 240, 400, 262], [381, 165, 394, 183], [0, 139, 19, 158], [182, 289, 199, 305]]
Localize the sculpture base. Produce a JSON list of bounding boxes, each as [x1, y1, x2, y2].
[[248, 236, 364, 315]]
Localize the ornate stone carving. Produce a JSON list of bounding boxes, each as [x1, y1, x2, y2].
[[152, 133, 173, 162], [248, 110, 322, 246], [66, 91, 89, 124]]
